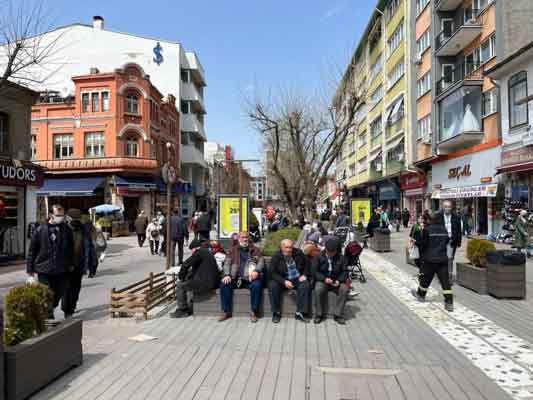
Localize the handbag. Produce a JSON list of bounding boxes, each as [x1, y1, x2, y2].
[[408, 244, 420, 260]]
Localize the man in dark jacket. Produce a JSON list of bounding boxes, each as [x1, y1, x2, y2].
[[170, 209, 189, 266], [170, 242, 220, 318], [412, 212, 453, 311], [268, 239, 311, 323], [401, 208, 410, 228], [27, 204, 74, 319], [312, 238, 349, 325], [196, 211, 211, 241], [134, 211, 148, 247], [437, 200, 462, 284]]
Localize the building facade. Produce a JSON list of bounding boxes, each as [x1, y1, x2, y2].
[[31, 63, 182, 228]]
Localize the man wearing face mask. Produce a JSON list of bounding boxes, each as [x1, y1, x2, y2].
[[219, 232, 265, 323], [27, 204, 74, 319], [437, 200, 462, 284]]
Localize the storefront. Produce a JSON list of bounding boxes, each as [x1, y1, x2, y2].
[[497, 145, 533, 209], [0, 159, 44, 263], [377, 180, 401, 211], [113, 176, 157, 231], [400, 172, 427, 222], [431, 146, 503, 236]]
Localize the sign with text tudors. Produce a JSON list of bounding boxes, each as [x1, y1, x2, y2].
[[217, 195, 249, 239], [0, 160, 44, 187]]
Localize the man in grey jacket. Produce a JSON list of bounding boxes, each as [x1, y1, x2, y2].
[[170, 208, 189, 266]]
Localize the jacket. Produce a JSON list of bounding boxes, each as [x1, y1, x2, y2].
[[196, 213, 211, 232], [27, 223, 74, 275], [312, 251, 347, 283], [418, 224, 449, 264], [437, 211, 462, 248], [178, 247, 220, 293], [269, 248, 310, 285], [409, 223, 423, 245], [134, 215, 148, 234], [515, 216, 529, 248], [335, 214, 348, 228], [170, 215, 189, 241], [223, 243, 265, 280], [146, 223, 161, 241]]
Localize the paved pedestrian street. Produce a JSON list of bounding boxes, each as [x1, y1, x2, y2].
[[3, 235, 527, 400]]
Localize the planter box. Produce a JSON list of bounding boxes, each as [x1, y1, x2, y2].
[[369, 232, 390, 252], [456, 262, 488, 295], [487, 262, 526, 299], [5, 319, 83, 400]]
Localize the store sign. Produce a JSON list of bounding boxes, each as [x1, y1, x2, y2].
[[501, 146, 533, 166], [217, 195, 249, 239], [0, 161, 44, 187], [432, 184, 498, 199], [448, 164, 471, 180], [400, 172, 426, 191]]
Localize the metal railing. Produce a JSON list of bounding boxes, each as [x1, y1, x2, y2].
[[436, 62, 484, 96], [435, 8, 480, 51]]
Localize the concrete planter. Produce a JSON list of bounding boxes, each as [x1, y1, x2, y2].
[[487, 262, 526, 299], [456, 262, 488, 295], [5, 319, 83, 400], [369, 231, 390, 252]]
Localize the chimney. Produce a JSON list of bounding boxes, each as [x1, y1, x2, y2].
[[92, 16, 104, 30], [90, 67, 100, 75]]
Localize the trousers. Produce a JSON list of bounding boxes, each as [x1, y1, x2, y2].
[[171, 239, 185, 266], [176, 280, 195, 310], [62, 270, 84, 315], [149, 240, 159, 255], [268, 279, 311, 314], [417, 261, 453, 304], [37, 273, 67, 318], [314, 281, 349, 317], [137, 233, 146, 247], [220, 279, 262, 314]]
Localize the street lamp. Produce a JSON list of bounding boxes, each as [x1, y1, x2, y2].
[[163, 141, 178, 270]]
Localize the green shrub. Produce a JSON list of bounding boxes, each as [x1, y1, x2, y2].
[[4, 283, 53, 346], [466, 238, 496, 268], [261, 227, 302, 256]]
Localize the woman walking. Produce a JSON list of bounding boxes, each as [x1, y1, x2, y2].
[[146, 218, 161, 256]]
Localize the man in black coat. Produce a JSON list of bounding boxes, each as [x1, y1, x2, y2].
[[170, 242, 220, 318], [170, 208, 189, 266], [312, 238, 349, 325], [27, 204, 74, 319], [437, 199, 462, 284], [412, 212, 454, 311], [268, 239, 311, 323], [196, 211, 211, 241]]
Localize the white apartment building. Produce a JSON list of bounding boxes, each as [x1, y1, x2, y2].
[[1, 16, 208, 213]]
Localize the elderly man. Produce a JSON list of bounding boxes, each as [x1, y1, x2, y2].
[[437, 200, 462, 284], [268, 239, 311, 323], [219, 232, 265, 323], [312, 238, 349, 325]]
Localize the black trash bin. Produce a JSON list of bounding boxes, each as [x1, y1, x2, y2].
[[485, 250, 526, 299]]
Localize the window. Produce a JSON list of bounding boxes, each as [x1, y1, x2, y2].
[[482, 88, 498, 117], [125, 93, 139, 114], [466, 34, 496, 69], [54, 134, 73, 159], [385, 0, 401, 21], [348, 163, 356, 177], [416, 0, 430, 15], [370, 117, 382, 138], [369, 54, 383, 80], [181, 131, 189, 145], [388, 61, 404, 88], [358, 157, 367, 172], [386, 96, 404, 125], [125, 136, 139, 156], [31, 135, 37, 160], [370, 84, 383, 104], [181, 69, 190, 83], [85, 132, 105, 157], [181, 101, 191, 114], [101, 92, 109, 112], [440, 87, 482, 141], [509, 71, 528, 128], [473, 0, 494, 11], [81, 93, 89, 112], [150, 100, 160, 123], [417, 72, 431, 97], [387, 141, 404, 162], [417, 115, 431, 140], [358, 133, 367, 147], [91, 92, 100, 112], [416, 29, 431, 56], [0, 113, 8, 153], [387, 20, 404, 57]]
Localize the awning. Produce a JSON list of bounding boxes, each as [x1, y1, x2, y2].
[[156, 178, 193, 194], [386, 136, 404, 151], [432, 184, 498, 199], [37, 176, 105, 197], [496, 161, 533, 175], [115, 176, 157, 191]]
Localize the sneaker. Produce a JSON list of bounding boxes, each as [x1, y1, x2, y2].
[[272, 313, 281, 324], [169, 309, 191, 318], [444, 303, 454, 312], [348, 289, 360, 298], [295, 312, 309, 323], [410, 288, 426, 303], [334, 316, 346, 325], [250, 312, 258, 323], [218, 313, 232, 322], [314, 315, 325, 324]]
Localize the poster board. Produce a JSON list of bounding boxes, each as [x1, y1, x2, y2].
[[217, 195, 249, 239], [350, 198, 371, 226]]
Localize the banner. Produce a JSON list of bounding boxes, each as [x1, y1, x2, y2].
[[217, 195, 249, 239], [432, 184, 498, 199], [350, 198, 371, 225]]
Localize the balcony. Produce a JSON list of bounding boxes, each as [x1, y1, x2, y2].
[[386, 159, 403, 176], [385, 117, 404, 139], [185, 52, 206, 86], [347, 175, 358, 188], [435, 9, 481, 57], [181, 82, 205, 113], [181, 113, 206, 140], [435, 0, 463, 11], [371, 133, 383, 150], [369, 167, 383, 181], [36, 157, 158, 173], [181, 144, 207, 168], [436, 62, 484, 98]]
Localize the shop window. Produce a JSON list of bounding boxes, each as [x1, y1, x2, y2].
[[482, 88, 498, 117], [0, 188, 24, 258], [509, 71, 528, 129], [126, 136, 139, 157], [439, 86, 482, 142], [85, 132, 105, 157], [125, 93, 139, 114], [53, 134, 73, 159], [0, 112, 9, 154], [91, 92, 100, 112]]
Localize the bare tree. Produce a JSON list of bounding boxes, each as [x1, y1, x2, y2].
[[0, 0, 65, 92], [246, 75, 363, 217]]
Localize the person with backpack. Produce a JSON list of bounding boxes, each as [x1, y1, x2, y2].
[[146, 218, 161, 256]]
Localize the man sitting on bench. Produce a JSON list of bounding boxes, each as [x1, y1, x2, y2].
[[268, 239, 311, 324], [219, 232, 265, 323]]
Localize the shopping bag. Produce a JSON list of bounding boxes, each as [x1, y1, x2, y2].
[[408, 245, 420, 260]]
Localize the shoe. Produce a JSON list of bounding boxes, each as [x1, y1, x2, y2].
[[250, 312, 258, 323], [64, 313, 73, 320], [334, 316, 346, 325], [444, 303, 454, 312], [410, 288, 425, 303], [169, 309, 191, 318], [314, 316, 324, 324], [295, 312, 309, 323], [218, 312, 232, 322], [348, 289, 360, 298], [88, 273, 95, 278], [272, 313, 281, 323]]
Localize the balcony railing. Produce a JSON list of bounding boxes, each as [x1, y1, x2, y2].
[[435, 0, 463, 11], [370, 133, 382, 149], [435, 8, 481, 56], [436, 62, 484, 96]]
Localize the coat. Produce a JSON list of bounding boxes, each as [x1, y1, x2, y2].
[[437, 211, 462, 248], [515, 216, 529, 249], [27, 223, 74, 275], [170, 215, 189, 241], [312, 251, 347, 283], [418, 223, 449, 264], [134, 215, 148, 234], [269, 248, 310, 285], [196, 213, 211, 232], [223, 243, 265, 280], [178, 247, 220, 293], [146, 222, 161, 242]]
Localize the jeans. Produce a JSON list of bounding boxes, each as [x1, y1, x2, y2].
[[220, 279, 262, 314], [137, 233, 146, 247], [62, 270, 83, 315], [149, 240, 159, 255], [447, 245, 457, 283], [417, 261, 453, 304], [171, 239, 185, 266], [268, 278, 311, 314], [37, 273, 67, 318], [314, 281, 349, 318], [176, 280, 195, 310]]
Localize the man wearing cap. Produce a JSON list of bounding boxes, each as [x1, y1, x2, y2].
[[219, 232, 265, 323], [312, 237, 349, 325]]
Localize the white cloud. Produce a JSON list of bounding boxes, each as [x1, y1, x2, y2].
[[321, 4, 343, 22]]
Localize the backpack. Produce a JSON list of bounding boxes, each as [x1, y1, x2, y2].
[[151, 228, 159, 239]]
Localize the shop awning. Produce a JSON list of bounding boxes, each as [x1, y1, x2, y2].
[[115, 176, 157, 190], [496, 161, 533, 175], [432, 184, 498, 199], [36, 176, 105, 197], [156, 178, 193, 194]]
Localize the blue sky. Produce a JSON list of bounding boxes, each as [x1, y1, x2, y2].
[[50, 0, 375, 161]]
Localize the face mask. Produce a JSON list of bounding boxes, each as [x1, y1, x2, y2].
[[239, 240, 248, 248], [52, 215, 65, 224]]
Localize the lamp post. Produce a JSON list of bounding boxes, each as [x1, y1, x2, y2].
[[164, 142, 178, 270]]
